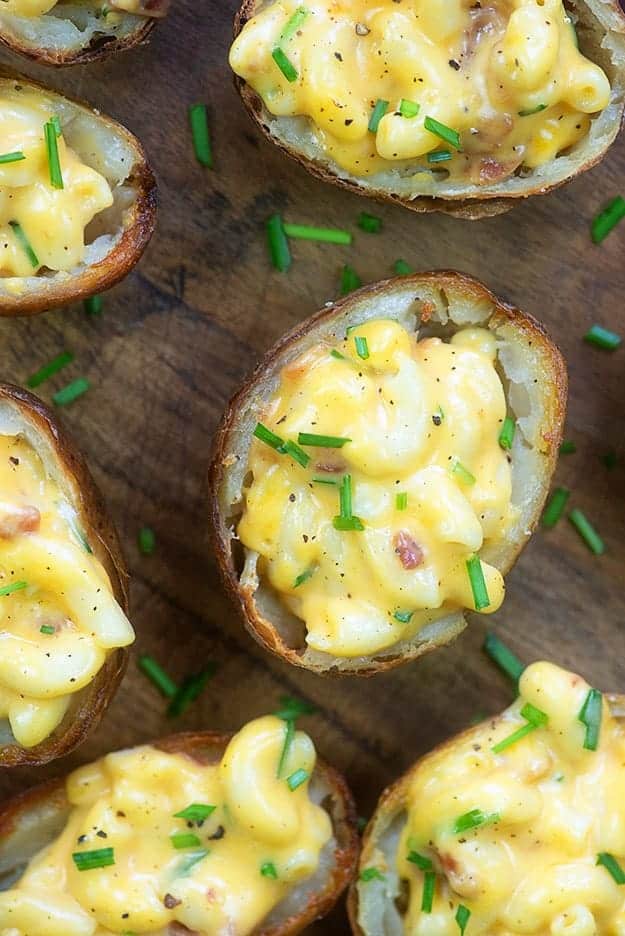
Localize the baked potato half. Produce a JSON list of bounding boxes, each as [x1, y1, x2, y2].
[[230, 0, 625, 218], [0, 722, 359, 935], [0, 383, 131, 768], [210, 272, 567, 675], [0, 69, 156, 317], [348, 661, 625, 935]]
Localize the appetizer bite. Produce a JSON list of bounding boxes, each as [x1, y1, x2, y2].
[[0, 384, 132, 767], [230, 0, 625, 217], [0, 715, 359, 934], [349, 661, 625, 935], [211, 272, 566, 674], [0, 70, 156, 316]]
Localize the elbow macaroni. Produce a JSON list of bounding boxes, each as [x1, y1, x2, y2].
[[229, 0, 611, 182], [0, 716, 332, 935], [395, 661, 625, 935], [0, 432, 133, 749], [237, 320, 516, 659]]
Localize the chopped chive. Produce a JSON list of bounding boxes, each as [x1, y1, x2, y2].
[[84, 295, 103, 316], [427, 150, 452, 164], [26, 351, 74, 389], [498, 417, 515, 451], [522, 702, 549, 727], [568, 509, 604, 555], [287, 767, 309, 790], [591, 196, 625, 244], [518, 103, 548, 116], [407, 851, 432, 870], [52, 378, 90, 407], [424, 116, 460, 149], [167, 664, 217, 718], [272, 46, 298, 82], [399, 98, 420, 118], [596, 852, 625, 884], [0, 580, 28, 597], [492, 703, 548, 753], [261, 861, 279, 879], [51, 115, 62, 137], [171, 833, 202, 849], [601, 450, 618, 469], [584, 324, 621, 350], [456, 905, 471, 934], [254, 422, 284, 450], [9, 220, 39, 269], [394, 610, 413, 624], [138, 526, 156, 555], [354, 335, 369, 360], [274, 695, 317, 720], [333, 516, 364, 530], [297, 432, 351, 447], [280, 5, 308, 41], [358, 212, 382, 233], [294, 566, 315, 588], [312, 475, 338, 485], [451, 459, 475, 485], [40, 624, 55, 635], [393, 259, 413, 275], [0, 151, 25, 165], [280, 439, 310, 467], [341, 264, 362, 295], [483, 632, 524, 682], [339, 472, 352, 516], [578, 687, 602, 751], [421, 871, 436, 912], [266, 214, 292, 272], [173, 804, 216, 822], [177, 849, 209, 874], [137, 655, 178, 699], [368, 99, 389, 133], [453, 808, 499, 835], [396, 492, 408, 510], [44, 120, 63, 189], [541, 487, 570, 528], [277, 718, 295, 778], [559, 440, 576, 455], [330, 349, 346, 360], [466, 555, 489, 611], [189, 104, 213, 168], [283, 223, 351, 244], [72, 848, 115, 871], [360, 867, 385, 882]]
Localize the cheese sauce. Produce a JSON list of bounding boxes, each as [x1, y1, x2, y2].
[[0, 432, 133, 748], [394, 661, 625, 935], [0, 85, 113, 278], [229, 0, 611, 183], [0, 716, 333, 935], [238, 320, 516, 658]]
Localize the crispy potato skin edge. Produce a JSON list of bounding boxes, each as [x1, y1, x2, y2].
[[0, 731, 360, 935], [0, 16, 155, 66], [0, 384, 130, 768]]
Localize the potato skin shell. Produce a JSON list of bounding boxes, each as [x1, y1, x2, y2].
[[0, 15, 155, 66], [0, 384, 130, 768]]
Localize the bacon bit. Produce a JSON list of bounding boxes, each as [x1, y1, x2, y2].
[[420, 300, 436, 323], [393, 531, 424, 569], [164, 894, 181, 909], [434, 849, 479, 898], [314, 461, 345, 473], [0, 505, 40, 539], [475, 156, 521, 185]]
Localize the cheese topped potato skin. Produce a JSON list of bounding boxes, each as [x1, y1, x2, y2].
[[230, 0, 625, 217], [0, 384, 131, 768], [0, 719, 359, 935], [349, 661, 625, 936], [210, 272, 567, 675]]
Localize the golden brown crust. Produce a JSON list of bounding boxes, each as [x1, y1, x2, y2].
[[0, 68, 157, 317], [209, 271, 567, 676], [0, 384, 130, 768], [0, 730, 360, 936]]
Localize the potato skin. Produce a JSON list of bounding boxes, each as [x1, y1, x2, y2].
[[0, 14, 155, 66], [0, 730, 360, 935], [209, 271, 567, 677], [0, 384, 130, 769], [0, 68, 157, 318]]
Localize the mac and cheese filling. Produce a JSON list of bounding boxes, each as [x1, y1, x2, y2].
[[0, 0, 151, 16], [238, 319, 516, 659], [0, 85, 113, 278], [0, 716, 332, 935], [230, 0, 612, 183], [394, 661, 625, 935], [0, 432, 134, 748]]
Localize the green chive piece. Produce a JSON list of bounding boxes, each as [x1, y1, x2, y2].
[[280, 439, 310, 467], [424, 116, 461, 149], [274, 694, 317, 720], [266, 214, 292, 272], [578, 688, 602, 751], [177, 849, 209, 874], [189, 104, 213, 168], [559, 440, 576, 455], [261, 861, 279, 879], [297, 432, 351, 448], [522, 702, 549, 727], [173, 804, 216, 823], [283, 223, 352, 244], [394, 259, 413, 275], [0, 152, 25, 165], [277, 718, 295, 778], [358, 212, 382, 233], [294, 567, 315, 588], [254, 422, 285, 451], [368, 99, 389, 133], [394, 610, 413, 624], [541, 487, 570, 528], [330, 349, 346, 361], [0, 580, 27, 598], [584, 324, 622, 350], [427, 150, 452, 164], [51, 115, 62, 137], [171, 833, 202, 849], [138, 526, 156, 556], [354, 335, 370, 360], [52, 378, 90, 407], [72, 848, 115, 871], [407, 851, 432, 870], [591, 196, 625, 244], [498, 417, 516, 451], [26, 351, 74, 389], [456, 905, 471, 934], [286, 767, 309, 790], [483, 632, 525, 682], [167, 664, 217, 718], [492, 703, 548, 754], [137, 655, 178, 699], [280, 5, 308, 41], [312, 475, 338, 485], [421, 870, 436, 912], [453, 808, 499, 835], [601, 450, 618, 470], [40, 624, 56, 635], [44, 120, 63, 189], [451, 459, 476, 485], [568, 509, 604, 555], [518, 103, 548, 116], [596, 852, 625, 884], [341, 264, 362, 295], [360, 867, 385, 882], [9, 220, 39, 269], [399, 99, 420, 118], [84, 295, 103, 316], [466, 555, 489, 611], [333, 515, 364, 531], [396, 492, 408, 510], [272, 46, 298, 82]]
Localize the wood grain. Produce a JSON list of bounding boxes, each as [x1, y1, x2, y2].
[[0, 2, 624, 931]]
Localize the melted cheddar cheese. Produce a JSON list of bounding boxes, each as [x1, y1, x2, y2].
[[0, 716, 332, 935], [1, 0, 144, 15], [393, 662, 625, 935], [229, 0, 611, 183], [0, 85, 113, 278], [0, 432, 133, 749], [238, 320, 516, 659]]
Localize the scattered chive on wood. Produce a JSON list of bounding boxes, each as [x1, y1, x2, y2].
[[189, 104, 213, 168], [407, 851, 432, 870], [173, 804, 216, 822], [424, 116, 460, 149], [283, 223, 351, 244], [427, 150, 452, 163], [453, 808, 499, 835], [518, 103, 547, 116], [559, 440, 576, 455], [421, 870, 436, 912], [44, 120, 64, 189], [601, 450, 618, 469], [596, 852, 625, 884], [167, 664, 217, 718], [40, 624, 55, 635], [171, 833, 202, 849], [138, 526, 156, 555], [272, 46, 298, 82], [358, 212, 382, 233], [591, 196, 625, 244], [280, 5, 308, 41], [568, 508, 604, 555], [341, 264, 362, 295], [0, 580, 27, 597], [9, 220, 39, 269], [396, 491, 408, 510], [584, 324, 621, 350], [541, 487, 570, 528], [84, 295, 103, 316], [498, 416, 515, 450], [274, 694, 317, 720], [297, 432, 351, 447], [26, 350, 74, 388], [0, 151, 25, 164], [368, 99, 389, 133], [394, 259, 413, 275], [456, 905, 471, 934], [137, 655, 178, 698], [266, 214, 292, 272], [466, 555, 489, 611], [483, 632, 524, 682], [578, 687, 602, 750], [72, 848, 115, 871], [261, 861, 279, 879], [354, 335, 369, 360], [286, 767, 309, 790], [360, 867, 385, 882], [52, 378, 90, 407], [399, 99, 420, 118]]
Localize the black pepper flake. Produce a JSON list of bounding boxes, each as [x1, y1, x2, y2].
[[9, 457, 18, 465], [208, 824, 226, 840], [344, 118, 353, 126], [334, 51, 343, 61], [355, 22, 370, 35], [432, 414, 442, 426], [449, 59, 460, 70]]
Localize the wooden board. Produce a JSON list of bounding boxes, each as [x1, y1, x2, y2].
[[1, 4, 625, 931]]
